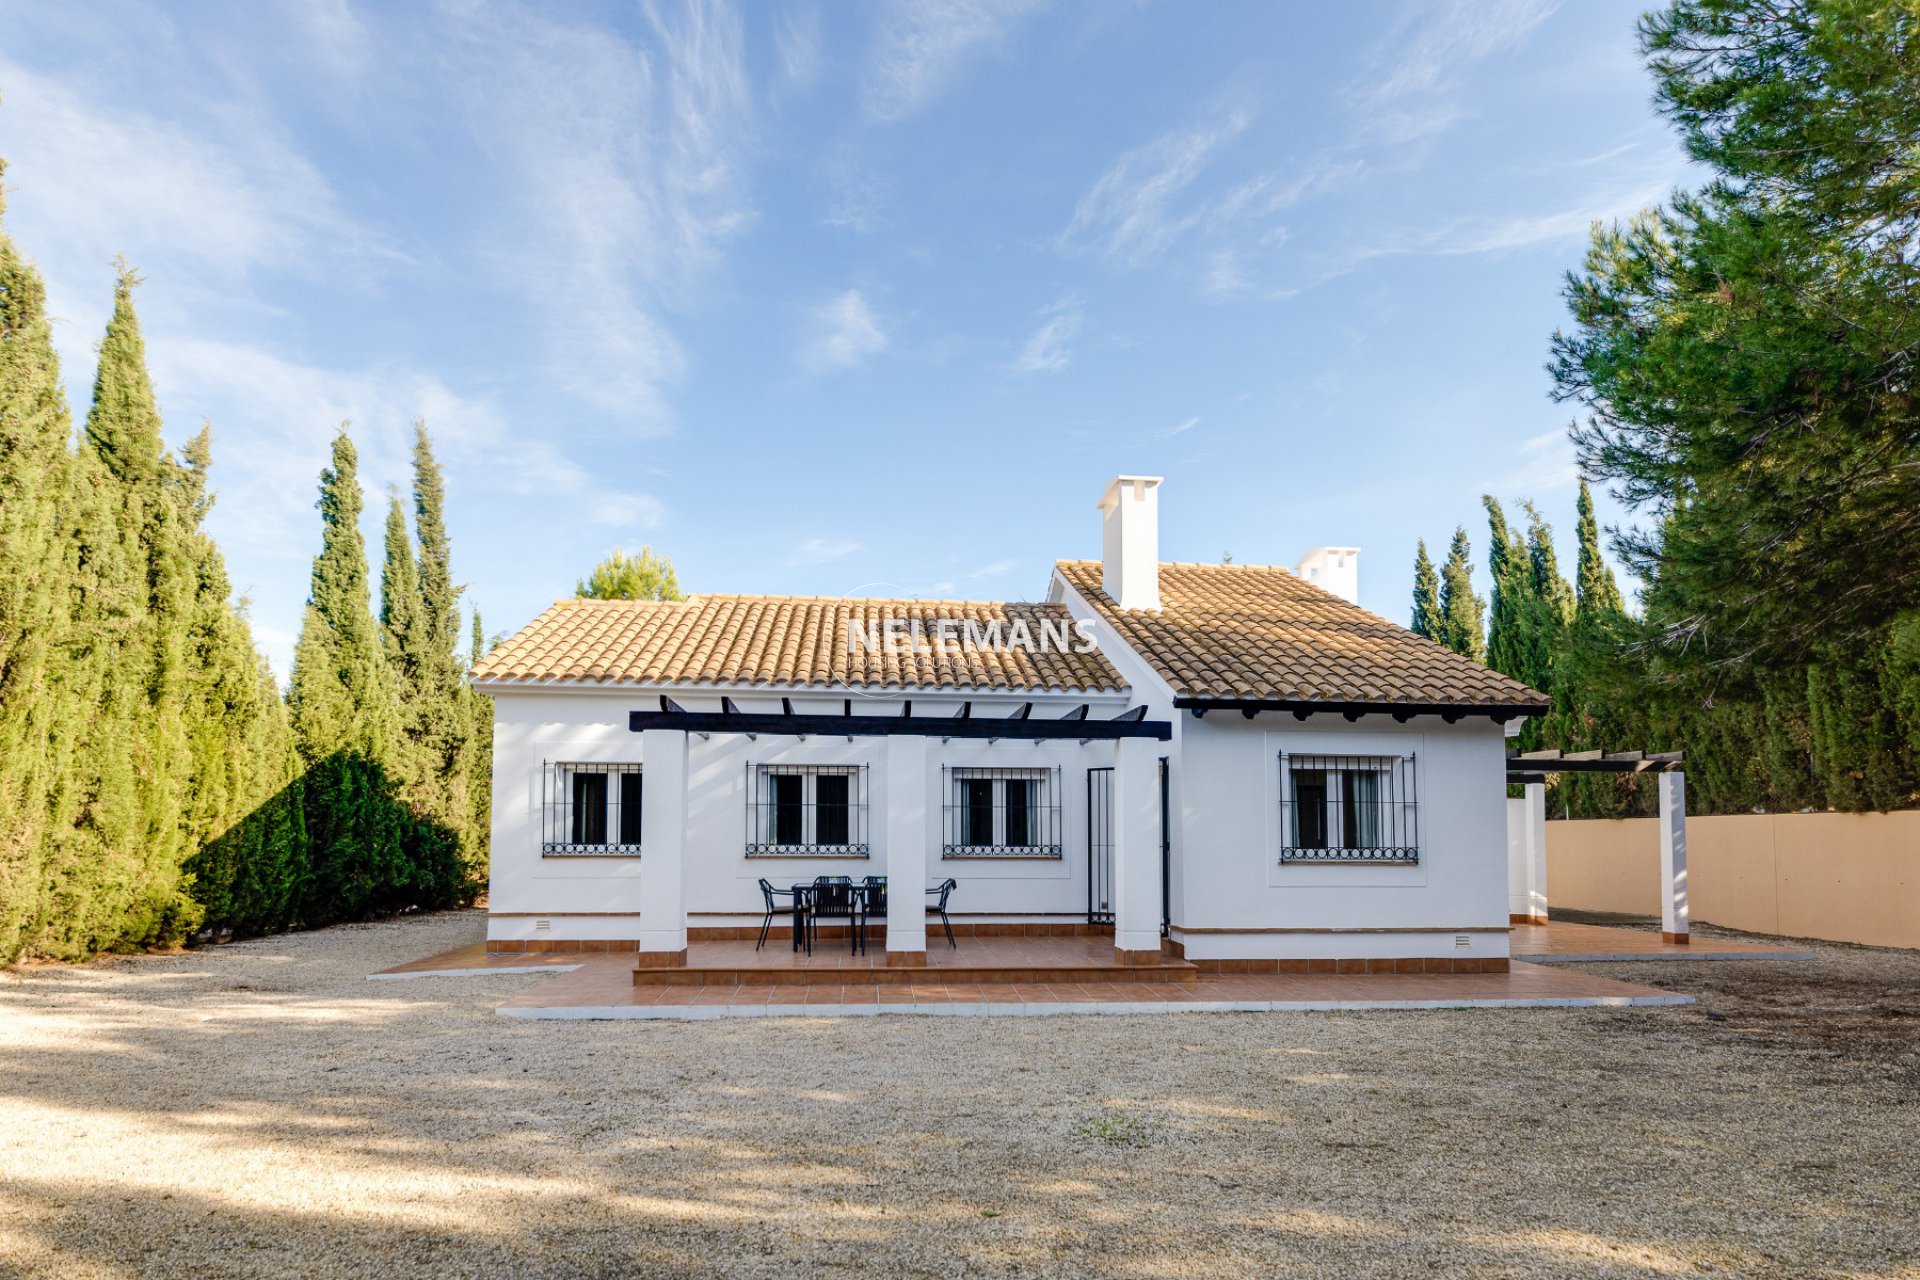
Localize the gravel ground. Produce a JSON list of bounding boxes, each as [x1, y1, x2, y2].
[[2, 911, 1917, 1279]]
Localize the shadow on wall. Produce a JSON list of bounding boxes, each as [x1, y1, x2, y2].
[[186, 751, 476, 941]]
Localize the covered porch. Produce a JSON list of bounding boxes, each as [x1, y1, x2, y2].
[[629, 696, 1177, 974]]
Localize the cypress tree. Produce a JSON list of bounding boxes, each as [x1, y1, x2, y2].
[[1515, 503, 1575, 755], [63, 264, 199, 952], [1483, 496, 1532, 682], [467, 608, 493, 867], [174, 427, 306, 936], [408, 425, 478, 880], [40, 434, 157, 958], [0, 158, 73, 961], [1437, 527, 1486, 663], [1574, 481, 1624, 616], [289, 427, 411, 923], [1410, 540, 1443, 641], [380, 492, 428, 808]]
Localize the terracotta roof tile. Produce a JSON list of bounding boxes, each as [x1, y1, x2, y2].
[[471, 595, 1127, 694], [1055, 559, 1548, 709]]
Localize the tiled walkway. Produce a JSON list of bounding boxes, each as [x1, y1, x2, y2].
[[367, 922, 1801, 1018], [1511, 921, 1815, 964], [488, 956, 1690, 1019]]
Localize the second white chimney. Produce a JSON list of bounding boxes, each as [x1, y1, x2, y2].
[[1099, 475, 1162, 611], [1295, 545, 1360, 604]]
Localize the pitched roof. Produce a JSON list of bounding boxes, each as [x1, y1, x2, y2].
[[1054, 559, 1548, 710], [470, 595, 1127, 693]]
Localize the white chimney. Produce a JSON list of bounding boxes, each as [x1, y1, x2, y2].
[[1295, 546, 1360, 604], [1099, 475, 1162, 611]]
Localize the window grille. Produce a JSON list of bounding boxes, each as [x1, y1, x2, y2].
[[745, 764, 870, 857], [542, 761, 643, 856], [1279, 753, 1418, 863], [942, 766, 1063, 858]]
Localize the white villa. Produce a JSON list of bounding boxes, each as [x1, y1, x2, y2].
[[471, 476, 1551, 975]]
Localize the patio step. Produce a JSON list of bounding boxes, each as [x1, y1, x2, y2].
[[632, 960, 1202, 987]]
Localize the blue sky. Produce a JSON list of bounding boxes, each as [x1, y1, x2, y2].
[[1, 0, 1690, 675]]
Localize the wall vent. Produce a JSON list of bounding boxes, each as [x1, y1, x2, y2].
[[1454, 934, 1471, 950], [535, 919, 552, 932]]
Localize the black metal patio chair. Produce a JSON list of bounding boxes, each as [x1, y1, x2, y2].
[[926, 878, 958, 948], [859, 877, 888, 954], [756, 878, 803, 952], [809, 876, 862, 956]]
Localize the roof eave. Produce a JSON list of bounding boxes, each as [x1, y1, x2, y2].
[[1171, 696, 1549, 724]]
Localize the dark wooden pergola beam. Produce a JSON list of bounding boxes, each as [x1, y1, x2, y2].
[[630, 698, 1171, 741]]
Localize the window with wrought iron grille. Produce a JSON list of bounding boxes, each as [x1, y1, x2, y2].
[[745, 764, 870, 856], [942, 766, 1062, 858], [541, 762, 643, 856], [1278, 753, 1418, 863]]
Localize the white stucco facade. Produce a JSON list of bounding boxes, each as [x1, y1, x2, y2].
[[478, 662, 1514, 964], [475, 476, 1535, 966]]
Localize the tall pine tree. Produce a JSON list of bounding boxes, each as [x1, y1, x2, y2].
[[408, 425, 480, 882], [0, 162, 75, 961], [1410, 540, 1443, 641], [1437, 527, 1486, 663], [173, 426, 307, 936], [1574, 481, 1623, 616], [1482, 496, 1533, 682], [289, 428, 412, 924], [60, 264, 199, 952]]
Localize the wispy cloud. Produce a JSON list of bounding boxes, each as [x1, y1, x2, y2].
[[445, 0, 755, 426], [0, 59, 388, 293], [1011, 298, 1083, 373], [965, 558, 1019, 578], [800, 289, 888, 372], [865, 0, 1042, 121], [1347, 0, 1559, 141], [822, 151, 891, 233], [1055, 107, 1251, 264], [1154, 415, 1200, 441], [774, 6, 823, 89], [1483, 427, 1580, 497], [790, 537, 862, 565]]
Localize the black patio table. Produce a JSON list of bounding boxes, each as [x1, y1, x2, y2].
[[790, 879, 883, 956]]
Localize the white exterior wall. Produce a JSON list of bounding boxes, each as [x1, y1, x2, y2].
[[1169, 713, 1512, 961], [483, 686, 1129, 944], [1051, 570, 1511, 964], [485, 584, 1516, 961]]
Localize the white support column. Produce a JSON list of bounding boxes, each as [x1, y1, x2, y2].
[[1111, 737, 1164, 963], [636, 728, 689, 967], [1506, 782, 1549, 927], [883, 734, 929, 965], [1525, 780, 1548, 925], [1659, 771, 1689, 944]]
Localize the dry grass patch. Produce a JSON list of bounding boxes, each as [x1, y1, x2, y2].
[[2, 911, 1917, 1278]]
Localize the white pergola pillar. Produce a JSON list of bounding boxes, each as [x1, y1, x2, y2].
[[1660, 771, 1689, 944], [883, 734, 929, 965], [1111, 737, 1164, 963], [636, 728, 689, 967], [1506, 781, 1549, 926]]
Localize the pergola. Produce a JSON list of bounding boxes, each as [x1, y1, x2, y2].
[[1505, 749, 1690, 943], [625, 696, 1175, 968]]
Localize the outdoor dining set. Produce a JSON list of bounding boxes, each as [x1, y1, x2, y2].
[[756, 876, 958, 955]]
